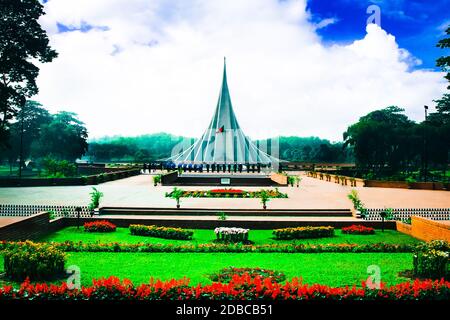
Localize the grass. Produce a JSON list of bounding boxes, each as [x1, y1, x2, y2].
[[0, 227, 419, 289], [39, 227, 420, 246], [0, 252, 413, 287]]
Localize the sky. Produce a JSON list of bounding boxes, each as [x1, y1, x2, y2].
[[36, 0, 449, 142]]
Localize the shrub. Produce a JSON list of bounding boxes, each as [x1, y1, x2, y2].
[[273, 226, 335, 240], [129, 224, 193, 240], [342, 225, 375, 235], [88, 187, 103, 211], [217, 212, 227, 221], [41, 157, 77, 178], [413, 240, 449, 279], [347, 189, 367, 218], [208, 267, 286, 283], [215, 227, 249, 243], [84, 220, 116, 233], [152, 174, 161, 185], [3, 241, 66, 281]]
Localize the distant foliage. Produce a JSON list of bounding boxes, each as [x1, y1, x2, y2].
[[86, 134, 353, 163]]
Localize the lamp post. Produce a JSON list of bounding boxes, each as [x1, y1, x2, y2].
[[75, 206, 82, 229], [423, 105, 429, 182], [379, 210, 387, 232], [18, 106, 25, 178]]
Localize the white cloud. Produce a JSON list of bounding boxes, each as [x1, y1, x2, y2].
[[35, 0, 447, 142]]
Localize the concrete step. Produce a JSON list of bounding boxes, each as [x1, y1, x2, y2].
[[100, 207, 353, 217]]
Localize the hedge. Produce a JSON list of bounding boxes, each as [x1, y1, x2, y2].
[[129, 224, 193, 240], [0, 241, 415, 253], [273, 226, 335, 240], [0, 275, 449, 300]]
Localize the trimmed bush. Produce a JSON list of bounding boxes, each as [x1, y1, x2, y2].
[[413, 240, 449, 279], [273, 226, 335, 240], [3, 241, 66, 281], [342, 225, 375, 235], [84, 220, 116, 233], [129, 224, 193, 240], [208, 267, 286, 283]]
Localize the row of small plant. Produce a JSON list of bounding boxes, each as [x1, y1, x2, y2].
[[0, 240, 416, 254], [1, 275, 449, 300], [129, 224, 194, 240]]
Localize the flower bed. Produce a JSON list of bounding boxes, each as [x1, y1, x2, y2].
[[208, 267, 286, 283], [342, 225, 375, 235], [165, 188, 288, 199], [129, 224, 193, 240], [3, 241, 66, 281], [0, 275, 449, 300], [214, 227, 249, 243], [0, 241, 416, 253], [84, 221, 116, 233], [273, 226, 335, 240]]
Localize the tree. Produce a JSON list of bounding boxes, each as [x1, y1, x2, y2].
[[343, 106, 417, 173], [1, 100, 51, 173], [436, 25, 450, 89], [0, 0, 57, 147], [34, 111, 88, 161]]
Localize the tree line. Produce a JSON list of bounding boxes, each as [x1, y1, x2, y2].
[[0, 100, 88, 170], [86, 135, 352, 163], [343, 25, 450, 181]]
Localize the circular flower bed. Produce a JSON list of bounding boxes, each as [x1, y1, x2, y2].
[[341, 225, 375, 235], [84, 220, 117, 233], [208, 267, 286, 283]]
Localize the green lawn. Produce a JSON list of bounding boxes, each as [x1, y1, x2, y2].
[[0, 252, 412, 287], [40, 227, 420, 246]]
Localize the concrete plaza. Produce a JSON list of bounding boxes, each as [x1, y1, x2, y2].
[[0, 174, 449, 210]]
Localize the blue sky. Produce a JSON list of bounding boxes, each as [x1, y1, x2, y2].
[[306, 0, 449, 69]]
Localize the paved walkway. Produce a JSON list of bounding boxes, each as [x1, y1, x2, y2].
[[0, 174, 449, 209], [0, 217, 26, 227]]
